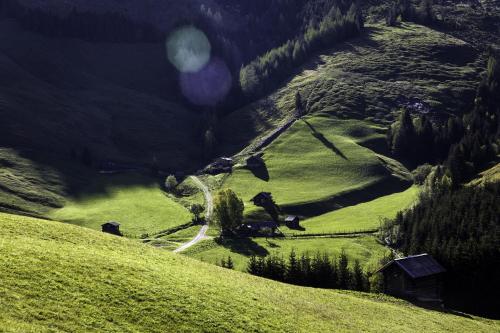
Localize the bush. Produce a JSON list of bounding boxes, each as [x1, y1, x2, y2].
[[165, 175, 178, 193], [412, 164, 433, 185]]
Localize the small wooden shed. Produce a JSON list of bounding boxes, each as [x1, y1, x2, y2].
[[239, 221, 279, 236], [376, 254, 446, 302], [284, 215, 300, 229], [102, 221, 122, 236]]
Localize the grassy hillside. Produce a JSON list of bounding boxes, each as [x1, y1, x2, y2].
[[218, 23, 482, 156], [49, 174, 192, 238], [185, 236, 389, 272], [282, 186, 420, 235], [1, 212, 498, 332], [223, 116, 412, 219], [0, 148, 90, 217], [468, 163, 500, 187], [0, 19, 201, 170]]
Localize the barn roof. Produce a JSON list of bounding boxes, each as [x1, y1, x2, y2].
[[251, 192, 273, 201], [377, 254, 446, 279], [103, 221, 121, 227]]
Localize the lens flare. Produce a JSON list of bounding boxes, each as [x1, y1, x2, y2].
[[180, 58, 232, 106], [166, 26, 211, 73]]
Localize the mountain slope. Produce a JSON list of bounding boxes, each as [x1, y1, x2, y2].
[[1, 212, 498, 332], [219, 23, 482, 156], [0, 19, 200, 170]]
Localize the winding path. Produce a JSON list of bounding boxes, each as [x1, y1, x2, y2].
[[173, 176, 212, 253]]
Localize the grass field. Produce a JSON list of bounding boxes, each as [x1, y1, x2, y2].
[[50, 174, 192, 238], [185, 236, 389, 272], [281, 186, 420, 235], [223, 116, 412, 219], [1, 212, 498, 332]]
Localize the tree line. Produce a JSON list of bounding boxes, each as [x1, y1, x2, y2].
[[247, 250, 369, 292], [240, 2, 363, 100], [383, 50, 500, 318]]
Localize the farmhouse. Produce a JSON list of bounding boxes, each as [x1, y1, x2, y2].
[[101, 221, 122, 236], [239, 221, 279, 236], [376, 254, 446, 303], [206, 157, 234, 175], [284, 215, 300, 229]]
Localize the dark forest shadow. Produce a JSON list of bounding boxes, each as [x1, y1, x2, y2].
[[303, 120, 348, 160]]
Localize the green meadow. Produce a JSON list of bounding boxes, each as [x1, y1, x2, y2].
[[223, 116, 412, 219], [50, 174, 191, 238], [1, 212, 498, 332], [282, 186, 420, 235]]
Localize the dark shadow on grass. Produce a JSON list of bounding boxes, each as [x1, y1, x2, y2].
[[245, 164, 270, 182], [282, 176, 413, 218], [303, 120, 348, 160], [216, 237, 269, 257]]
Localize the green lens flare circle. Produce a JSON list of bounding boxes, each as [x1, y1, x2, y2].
[[166, 26, 211, 73]]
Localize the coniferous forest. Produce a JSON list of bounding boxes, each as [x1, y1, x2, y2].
[[383, 49, 500, 317]]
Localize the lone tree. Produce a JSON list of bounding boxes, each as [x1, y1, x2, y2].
[[295, 91, 304, 117], [386, 3, 399, 26], [212, 189, 244, 234], [190, 204, 204, 223]]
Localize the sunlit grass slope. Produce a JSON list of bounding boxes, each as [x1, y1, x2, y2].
[[186, 236, 389, 272], [50, 174, 191, 237], [1, 212, 498, 332], [223, 116, 412, 218], [281, 186, 420, 235]]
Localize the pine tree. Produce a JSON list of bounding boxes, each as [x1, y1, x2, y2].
[[391, 109, 416, 157], [337, 251, 351, 289], [295, 91, 304, 118], [286, 249, 302, 284], [226, 256, 234, 270], [353, 260, 366, 291]]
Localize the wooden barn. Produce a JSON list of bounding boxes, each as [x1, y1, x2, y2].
[[284, 215, 300, 229], [238, 221, 279, 236], [376, 254, 446, 303], [101, 221, 122, 236]]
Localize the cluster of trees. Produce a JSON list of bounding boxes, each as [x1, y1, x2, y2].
[[218, 256, 235, 269], [212, 189, 244, 234], [388, 51, 499, 186], [240, 2, 363, 100], [381, 181, 499, 317], [247, 250, 369, 292], [1, 0, 162, 42], [386, 0, 436, 27]]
